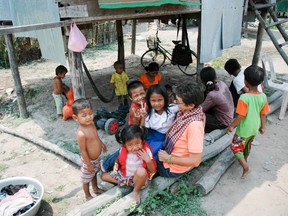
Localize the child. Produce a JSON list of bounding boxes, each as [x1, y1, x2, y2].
[[110, 61, 129, 108], [143, 84, 178, 158], [200, 67, 234, 133], [101, 124, 156, 203], [52, 65, 68, 118], [226, 65, 270, 178], [139, 62, 163, 90], [224, 59, 263, 107], [72, 98, 108, 201], [127, 80, 147, 125], [165, 84, 176, 104]]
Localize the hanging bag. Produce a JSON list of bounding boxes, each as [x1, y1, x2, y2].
[[68, 22, 88, 52], [171, 17, 192, 66]]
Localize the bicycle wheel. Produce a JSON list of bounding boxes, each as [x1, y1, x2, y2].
[[141, 49, 166, 68], [177, 50, 198, 76]]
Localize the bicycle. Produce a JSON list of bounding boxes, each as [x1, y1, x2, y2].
[[140, 31, 198, 76]]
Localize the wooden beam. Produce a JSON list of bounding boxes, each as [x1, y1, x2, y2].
[[4, 34, 29, 119], [59, 5, 89, 18], [0, 10, 200, 35], [131, 19, 136, 54], [68, 51, 86, 100]]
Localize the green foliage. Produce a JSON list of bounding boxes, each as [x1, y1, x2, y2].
[[134, 178, 207, 216], [62, 141, 79, 154], [0, 163, 8, 173]]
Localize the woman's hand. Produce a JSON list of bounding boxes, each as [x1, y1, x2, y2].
[[137, 149, 150, 162], [158, 150, 170, 162]]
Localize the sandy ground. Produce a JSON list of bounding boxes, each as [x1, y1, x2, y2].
[[1, 22, 288, 215]]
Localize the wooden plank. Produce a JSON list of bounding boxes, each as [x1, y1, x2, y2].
[[0, 9, 200, 35], [59, 5, 89, 18], [4, 34, 29, 119]]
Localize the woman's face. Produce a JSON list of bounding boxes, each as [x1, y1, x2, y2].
[[125, 137, 143, 154], [149, 93, 165, 114], [175, 95, 194, 113]]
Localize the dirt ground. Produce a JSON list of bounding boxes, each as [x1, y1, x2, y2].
[[1, 22, 288, 215]]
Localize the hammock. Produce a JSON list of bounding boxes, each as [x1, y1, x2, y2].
[[81, 55, 115, 103]]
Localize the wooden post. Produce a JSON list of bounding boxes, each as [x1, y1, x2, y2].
[[252, 9, 268, 65], [196, 16, 203, 83], [116, 20, 125, 68], [68, 51, 86, 100], [4, 34, 29, 119], [131, 19, 136, 54]]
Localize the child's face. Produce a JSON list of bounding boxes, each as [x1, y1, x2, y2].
[[115, 64, 124, 74], [72, 108, 94, 126], [175, 95, 194, 113], [129, 87, 146, 105], [150, 93, 165, 113], [125, 137, 143, 154], [147, 70, 158, 77]]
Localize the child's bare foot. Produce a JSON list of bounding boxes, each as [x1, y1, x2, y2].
[[241, 167, 250, 179], [131, 191, 141, 204], [86, 195, 93, 201], [93, 188, 105, 195]]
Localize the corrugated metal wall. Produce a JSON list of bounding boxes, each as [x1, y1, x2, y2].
[[200, 0, 244, 63], [0, 0, 66, 65]]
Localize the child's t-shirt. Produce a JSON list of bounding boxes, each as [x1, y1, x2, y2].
[[110, 71, 129, 96], [145, 104, 179, 134], [233, 69, 263, 94], [125, 148, 153, 177], [138, 73, 161, 89], [236, 92, 270, 138]]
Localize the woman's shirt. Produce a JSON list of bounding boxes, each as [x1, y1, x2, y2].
[[145, 104, 179, 134], [201, 80, 234, 126], [163, 121, 204, 173]]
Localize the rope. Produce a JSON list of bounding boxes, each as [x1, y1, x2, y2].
[[81, 54, 115, 103]]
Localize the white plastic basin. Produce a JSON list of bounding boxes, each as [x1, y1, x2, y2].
[[0, 176, 44, 216]]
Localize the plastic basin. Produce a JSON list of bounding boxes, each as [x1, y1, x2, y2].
[[0, 176, 44, 216]]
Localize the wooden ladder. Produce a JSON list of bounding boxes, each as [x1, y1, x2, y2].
[[249, 0, 288, 65]]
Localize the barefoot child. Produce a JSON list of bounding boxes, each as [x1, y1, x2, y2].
[[52, 65, 68, 118], [101, 124, 156, 203], [72, 99, 107, 200], [110, 61, 129, 108], [226, 65, 270, 178]]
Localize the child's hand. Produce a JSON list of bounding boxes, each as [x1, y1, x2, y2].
[[139, 101, 147, 117], [226, 126, 234, 134], [87, 164, 94, 173], [137, 149, 150, 162], [259, 126, 265, 134], [113, 162, 119, 173], [102, 144, 108, 153], [158, 150, 170, 162]]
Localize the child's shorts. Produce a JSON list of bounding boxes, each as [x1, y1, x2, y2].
[[80, 158, 101, 183], [230, 134, 255, 159]]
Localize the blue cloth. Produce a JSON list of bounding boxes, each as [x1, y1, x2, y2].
[[156, 159, 184, 178], [146, 128, 166, 160], [102, 149, 120, 172]]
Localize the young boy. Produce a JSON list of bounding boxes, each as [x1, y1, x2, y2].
[[53, 65, 68, 118], [127, 80, 147, 125], [110, 61, 129, 108], [224, 59, 263, 107], [72, 98, 107, 201], [226, 65, 270, 178]]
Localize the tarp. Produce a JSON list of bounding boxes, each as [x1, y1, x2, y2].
[[276, 0, 288, 12], [98, 0, 200, 9]]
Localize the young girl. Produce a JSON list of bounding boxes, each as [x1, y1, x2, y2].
[[143, 84, 179, 158], [101, 125, 156, 203]]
